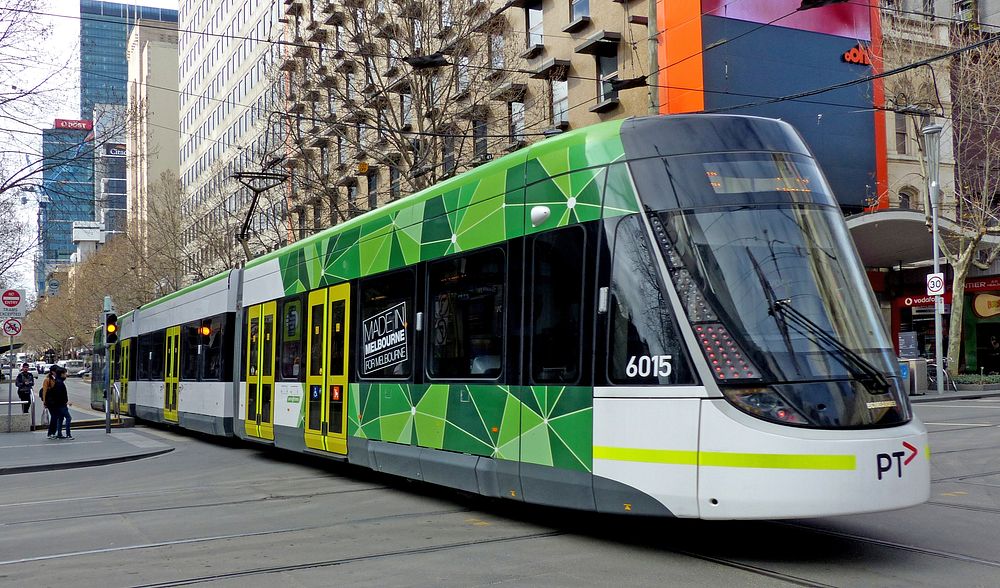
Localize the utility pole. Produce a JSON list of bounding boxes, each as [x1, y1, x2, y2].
[[923, 123, 944, 394]]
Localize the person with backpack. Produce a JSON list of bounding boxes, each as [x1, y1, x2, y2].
[[46, 366, 72, 440], [15, 363, 34, 413]]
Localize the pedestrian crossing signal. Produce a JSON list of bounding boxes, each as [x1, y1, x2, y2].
[[106, 313, 118, 344]]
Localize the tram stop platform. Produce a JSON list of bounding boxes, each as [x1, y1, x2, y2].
[[0, 428, 174, 476]]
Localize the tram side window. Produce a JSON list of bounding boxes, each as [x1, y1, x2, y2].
[[137, 333, 151, 380], [279, 295, 306, 381], [427, 248, 505, 380], [359, 269, 415, 379], [149, 329, 166, 381], [531, 227, 584, 384], [201, 314, 228, 381], [180, 322, 201, 381], [607, 215, 695, 385]]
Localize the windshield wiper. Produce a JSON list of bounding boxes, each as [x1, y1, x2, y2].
[[770, 299, 890, 394], [746, 249, 889, 394]]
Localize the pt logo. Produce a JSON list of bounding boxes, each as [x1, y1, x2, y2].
[[876, 442, 918, 480]]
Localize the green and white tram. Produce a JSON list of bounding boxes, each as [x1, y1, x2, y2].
[[99, 115, 929, 519]]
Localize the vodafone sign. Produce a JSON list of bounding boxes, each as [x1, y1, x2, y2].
[[0, 288, 25, 318], [54, 118, 93, 131]]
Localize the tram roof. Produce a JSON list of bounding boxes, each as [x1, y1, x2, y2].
[[245, 117, 631, 270]]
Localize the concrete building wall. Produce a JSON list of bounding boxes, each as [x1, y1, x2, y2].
[[127, 20, 179, 256], [179, 0, 281, 277]]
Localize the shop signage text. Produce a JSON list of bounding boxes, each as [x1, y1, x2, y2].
[[842, 44, 871, 66], [54, 119, 93, 131]]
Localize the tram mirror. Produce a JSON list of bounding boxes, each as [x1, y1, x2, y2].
[[530, 206, 551, 227]]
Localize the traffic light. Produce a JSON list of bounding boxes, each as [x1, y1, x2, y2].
[[105, 313, 118, 344]]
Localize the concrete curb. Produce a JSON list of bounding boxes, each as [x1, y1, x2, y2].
[[0, 447, 173, 476], [911, 391, 1000, 403]]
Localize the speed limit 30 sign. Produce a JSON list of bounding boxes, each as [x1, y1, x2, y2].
[[926, 273, 946, 297]]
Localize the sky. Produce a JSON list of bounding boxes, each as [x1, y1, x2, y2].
[[12, 0, 179, 294]]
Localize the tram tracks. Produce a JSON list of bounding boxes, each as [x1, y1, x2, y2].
[[125, 530, 565, 588], [0, 506, 473, 567], [0, 484, 390, 528]]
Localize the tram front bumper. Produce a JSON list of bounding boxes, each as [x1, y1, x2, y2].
[[696, 399, 931, 520]]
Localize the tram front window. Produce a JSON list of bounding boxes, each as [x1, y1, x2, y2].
[[635, 153, 910, 428]]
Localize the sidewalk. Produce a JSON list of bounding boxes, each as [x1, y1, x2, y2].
[[0, 428, 173, 475], [910, 388, 1000, 403]]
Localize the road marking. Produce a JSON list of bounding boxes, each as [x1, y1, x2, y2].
[[940, 491, 969, 496], [924, 422, 994, 427]]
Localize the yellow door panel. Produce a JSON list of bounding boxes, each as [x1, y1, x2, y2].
[[304, 289, 327, 451], [164, 327, 180, 422], [119, 339, 130, 414], [325, 283, 351, 455], [258, 301, 277, 441], [245, 305, 261, 438]]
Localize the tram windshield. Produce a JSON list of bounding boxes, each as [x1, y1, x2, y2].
[[638, 153, 909, 428]]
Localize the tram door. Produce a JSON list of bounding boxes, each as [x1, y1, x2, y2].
[[107, 343, 117, 411], [118, 339, 130, 414], [304, 283, 350, 454], [245, 301, 277, 440], [164, 326, 180, 422]]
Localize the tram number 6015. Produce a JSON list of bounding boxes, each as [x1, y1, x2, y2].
[[626, 355, 673, 378]]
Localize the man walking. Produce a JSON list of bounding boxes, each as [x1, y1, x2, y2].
[[46, 366, 72, 440], [15, 363, 34, 414]]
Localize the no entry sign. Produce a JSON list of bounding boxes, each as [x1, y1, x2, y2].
[[0, 289, 25, 318]]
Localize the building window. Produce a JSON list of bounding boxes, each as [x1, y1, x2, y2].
[[440, 0, 453, 28], [489, 33, 504, 70], [337, 133, 346, 164], [319, 145, 329, 177], [456, 57, 470, 93], [443, 134, 455, 174], [899, 187, 916, 209], [473, 118, 487, 160], [571, 0, 589, 20], [297, 208, 306, 241], [345, 71, 354, 101], [389, 164, 401, 199], [597, 54, 618, 103], [551, 79, 568, 126], [400, 92, 412, 127], [895, 112, 908, 155], [367, 169, 379, 210], [526, 1, 543, 46], [508, 101, 525, 143], [347, 184, 358, 215], [313, 201, 322, 233]]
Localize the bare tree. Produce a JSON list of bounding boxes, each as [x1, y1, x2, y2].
[[265, 0, 546, 234], [939, 28, 1000, 374]]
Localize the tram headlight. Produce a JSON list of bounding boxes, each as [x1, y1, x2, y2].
[[721, 387, 807, 425]]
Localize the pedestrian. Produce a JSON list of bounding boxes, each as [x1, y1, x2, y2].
[[15, 362, 34, 414], [40, 370, 57, 437], [46, 366, 72, 440]]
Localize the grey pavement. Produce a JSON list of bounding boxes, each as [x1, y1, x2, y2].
[[0, 428, 173, 475], [910, 387, 1000, 403]]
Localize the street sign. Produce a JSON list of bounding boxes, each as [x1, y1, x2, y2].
[[926, 273, 945, 297], [2, 318, 21, 337], [0, 289, 25, 318]]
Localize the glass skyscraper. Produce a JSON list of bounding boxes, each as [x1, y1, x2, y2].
[[36, 127, 96, 294], [36, 1, 178, 295], [79, 0, 178, 118]]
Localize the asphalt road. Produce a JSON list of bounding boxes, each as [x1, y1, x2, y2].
[[1, 399, 999, 587]]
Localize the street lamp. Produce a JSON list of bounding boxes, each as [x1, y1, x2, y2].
[[64, 336, 75, 359], [922, 123, 943, 394]]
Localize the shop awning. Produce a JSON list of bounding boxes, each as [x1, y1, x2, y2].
[[846, 209, 1000, 269]]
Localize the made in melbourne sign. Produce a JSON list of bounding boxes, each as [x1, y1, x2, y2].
[[361, 302, 407, 374]]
